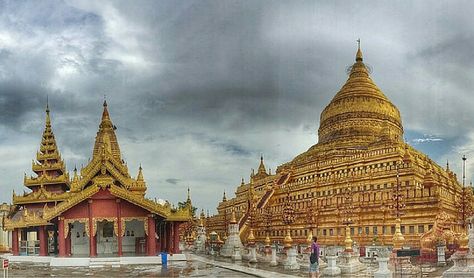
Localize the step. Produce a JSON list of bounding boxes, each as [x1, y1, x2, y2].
[[89, 257, 121, 267]]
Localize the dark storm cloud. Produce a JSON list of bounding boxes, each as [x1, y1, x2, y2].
[[165, 178, 180, 185], [1, 0, 474, 212]]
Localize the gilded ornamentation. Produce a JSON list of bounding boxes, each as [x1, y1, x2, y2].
[[64, 218, 89, 238], [120, 217, 148, 237], [6, 100, 192, 231], [206, 46, 474, 249], [93, 217, 117, 236], [420, 212, 456, 251]]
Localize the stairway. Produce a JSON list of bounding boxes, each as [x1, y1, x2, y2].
[[238, 172, 292, 240], [89, 257, 121, 268]]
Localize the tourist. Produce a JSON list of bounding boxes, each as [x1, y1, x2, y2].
[[309, 236, 320, 278]]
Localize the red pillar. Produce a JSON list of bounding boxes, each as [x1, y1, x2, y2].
[[166, 222, 172, 252], [173, 222, 180, 254], [159, 223, 164, 252], [66, 233, 71, 256], [58, 217, 66, 257], [39, 226, 48, 256], [156, 222, 161, 252], [88, 200, 97, 257], [147, 215, 156, 256], [117, 199, 123, 256], [163, 222, 167, 252], [12, 228, 19, 256]]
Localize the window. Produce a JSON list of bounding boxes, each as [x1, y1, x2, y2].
[[358, 227, 362, 235], [391, 226, 396, 234], [373, 227, 378, 235], [418, 225, 425, 234], [401, 226, 406, 234], [350, 227, 355, 236], [329, 229, 334, 236], [409, 226, 415, 234], [365, 227, 369, 235], [428, 224, 433, 231], [323, 229, 327, 236]]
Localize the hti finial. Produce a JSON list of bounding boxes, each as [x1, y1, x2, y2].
[[103, 95, 107, 107], [46, 95, 50, 113], [356, 38, 363, 62]]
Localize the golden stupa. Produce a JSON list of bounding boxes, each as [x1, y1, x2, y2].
[[207, 44, 471, 249]]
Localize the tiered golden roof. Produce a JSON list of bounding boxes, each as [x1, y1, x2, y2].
[[22, 102, 69, 194], [5, 101, 192, 230]]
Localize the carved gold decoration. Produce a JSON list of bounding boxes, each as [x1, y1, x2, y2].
[[120, 217, 148, 237], [13, 187, 70, 205], [420, 212, 456, 251], [144, 218, 149, 236], [64, 218, 89, 239], [6, 102, 192, 231], [205, 46, 474, 250], [93, 217, 117, 236]]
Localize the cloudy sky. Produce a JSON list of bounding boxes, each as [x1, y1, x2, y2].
[[1, 1, 474, 214]]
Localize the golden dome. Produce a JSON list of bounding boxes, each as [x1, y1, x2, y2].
[[318, 46, 403, 147]]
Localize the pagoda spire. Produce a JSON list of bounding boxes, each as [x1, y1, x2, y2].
[[222, 190, 227, 202], [356, 38, 363, 62], [257, 155, 267, 175], [25, 102, 69, 192], [131, 164, 146, 195], [92, 100, 122, 161], [137, 164, 144, 181]]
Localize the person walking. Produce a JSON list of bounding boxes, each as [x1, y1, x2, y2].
[[309, 236, 320, 278]]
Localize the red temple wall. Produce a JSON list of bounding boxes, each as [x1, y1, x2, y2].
[[121, 200, 148, 217], [63, 200, 88, 218], [59, 188, 151, 219]]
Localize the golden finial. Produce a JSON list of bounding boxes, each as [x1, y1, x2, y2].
[[241, 177, 245, 186], [356, 40, 363, 61], [72, 166, 79, 182], [222, 190, 227, 202], [137, 164, 144, 181], [187, 187, 191, 203], [356, 38, 363, 62]]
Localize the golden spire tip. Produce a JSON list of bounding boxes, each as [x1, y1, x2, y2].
[[356, 38, 363, 62]]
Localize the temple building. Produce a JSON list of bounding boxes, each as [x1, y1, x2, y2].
[[3, 101, 192, 257], [206, 46, 473, 249]]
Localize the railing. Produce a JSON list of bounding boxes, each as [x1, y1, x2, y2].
[[19, 240, 40, 256]]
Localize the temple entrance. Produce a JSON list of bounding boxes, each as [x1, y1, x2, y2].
[[70, 222, 89, 256], [19, 228, 39, 256], [123, 219, 146, 255], [97, 220, 117, 255]]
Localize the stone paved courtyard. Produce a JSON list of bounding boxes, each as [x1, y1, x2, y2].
[[6, 261, 254, 277], [2, 255, 453, 277]]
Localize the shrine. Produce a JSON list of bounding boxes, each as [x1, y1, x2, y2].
[[3, 101, 192, 258]]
